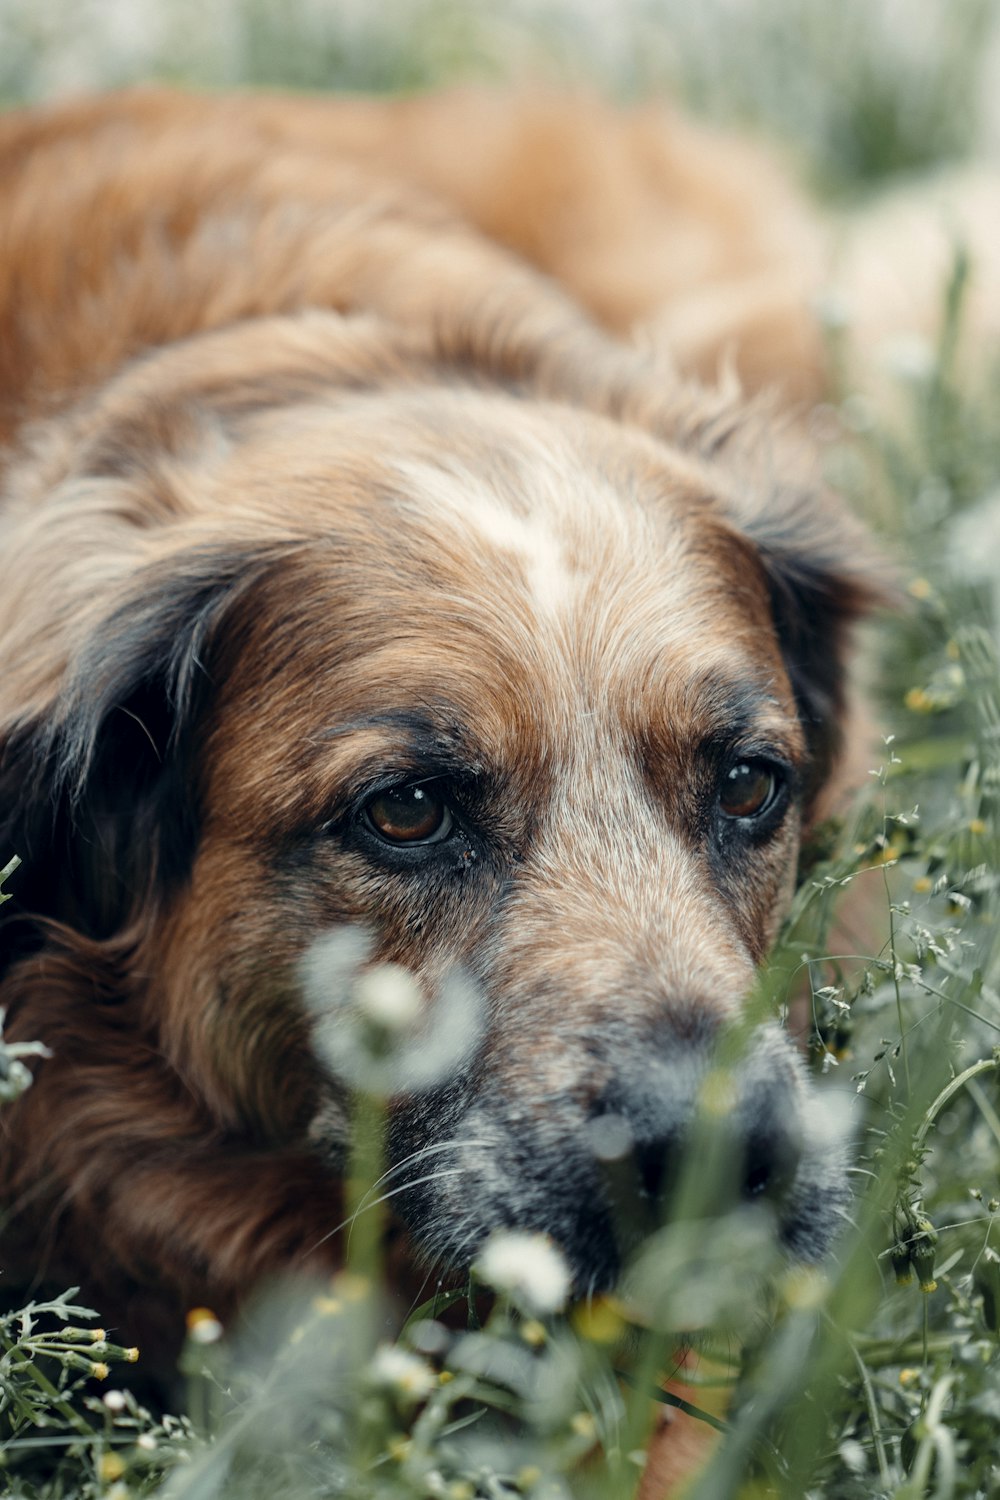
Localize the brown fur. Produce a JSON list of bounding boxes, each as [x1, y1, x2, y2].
[[0, 87, 888, 1489]]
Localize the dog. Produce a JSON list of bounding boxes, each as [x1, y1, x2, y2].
[[0, 89, 883, 1360]]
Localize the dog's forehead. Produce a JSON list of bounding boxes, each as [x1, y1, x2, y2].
[[210, 391, 801, 831], [235, 387, 780, 660], [374, 402, 788, 704]]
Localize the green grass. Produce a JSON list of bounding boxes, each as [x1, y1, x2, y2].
[[3, 278, 999, 1500], [2, 3, 1000, 1496]]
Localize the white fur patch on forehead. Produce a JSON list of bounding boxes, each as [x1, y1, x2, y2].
[[390, 433, 669, 624], [392, 455, 565, 613], [387, 443, 783, 714], [461, 499, 576, 618]]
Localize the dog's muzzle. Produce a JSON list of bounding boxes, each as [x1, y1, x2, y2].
[[390, 1017, 850, 1290]]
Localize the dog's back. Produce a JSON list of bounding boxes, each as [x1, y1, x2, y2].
[[0, 86, 829, 443]]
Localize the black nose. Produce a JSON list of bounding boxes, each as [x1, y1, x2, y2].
[[740, 1121, 802, 1203], [634, 1134, 671, 1203], [589, 1063, 804, 1227], [622, 1118, 799, 1211]]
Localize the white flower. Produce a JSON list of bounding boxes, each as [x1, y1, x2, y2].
[[355, 964, 423, 1031], [368, 1344, 436, 1401], [302, 928, 485, 1096], [185, 1308, 223, 1345], [475, 1231, 571, 1315]]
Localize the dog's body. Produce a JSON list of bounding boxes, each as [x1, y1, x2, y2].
[[0, 89, 880, 1353]]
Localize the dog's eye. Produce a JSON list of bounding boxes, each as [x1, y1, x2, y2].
[[362, 784, 453, 845], [718, 761, 779, 820]]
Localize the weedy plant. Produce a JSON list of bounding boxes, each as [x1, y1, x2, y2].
[[1, 2, 1000, 1492], [2, 293, 999, 1492]]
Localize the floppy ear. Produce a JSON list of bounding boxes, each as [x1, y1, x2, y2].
[[0, 542, 291, 940], [740, 476, 894, 823]]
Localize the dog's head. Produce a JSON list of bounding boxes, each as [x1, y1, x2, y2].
[[0, 312, 882, 1290]]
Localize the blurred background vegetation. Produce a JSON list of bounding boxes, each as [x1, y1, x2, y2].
[[1, 2, 999, 1497], [1, 0, 998, 197]]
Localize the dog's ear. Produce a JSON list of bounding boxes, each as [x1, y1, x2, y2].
[[0, 543, 289, 939], [737, 475, 893, 822]]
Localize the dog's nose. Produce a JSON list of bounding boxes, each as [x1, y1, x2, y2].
[[626, 1118, 799, 1210], [590, 1063, 804, 1220], [739, 1119, 802, 1203], [633, 1134, 671, 1203]]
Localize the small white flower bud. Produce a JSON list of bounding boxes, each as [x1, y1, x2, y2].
[[368, 1344, 436, 1401], [476, 1230, 571, 1315], [355, 964, 423, 1031]]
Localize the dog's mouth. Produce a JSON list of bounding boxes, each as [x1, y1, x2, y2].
[[385, 1025, 851, 1295]]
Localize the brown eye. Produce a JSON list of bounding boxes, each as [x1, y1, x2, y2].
[[363, 784, 453, 845], [719, 762, 778, 820]]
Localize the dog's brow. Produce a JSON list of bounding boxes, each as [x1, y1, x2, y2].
[[318, 709, 477, 766], [692, 671, 800, 752], [319, 711, 442, 742]]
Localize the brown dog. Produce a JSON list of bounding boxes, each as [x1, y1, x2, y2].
[[0, 89, 880, 1351]]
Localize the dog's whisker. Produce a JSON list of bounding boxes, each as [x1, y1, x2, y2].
[[310, 1165, 474, 1256], [831, 1202, 861, 1233], [313, 1137, 491, 1254], [367, 1138, 493, 1194]]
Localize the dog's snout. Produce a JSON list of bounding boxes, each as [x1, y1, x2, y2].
[[588, 1038, 806, 1221], [400, 1025, 845, 1289]]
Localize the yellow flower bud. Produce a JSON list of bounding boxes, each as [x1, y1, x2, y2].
[[99, 1452, 125, 1481], [572, 1296, 625, 1344]]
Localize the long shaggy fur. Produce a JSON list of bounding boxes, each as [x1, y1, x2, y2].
[[0, 90, 885, 1390]]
